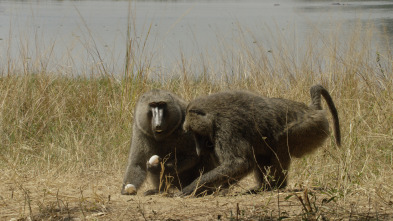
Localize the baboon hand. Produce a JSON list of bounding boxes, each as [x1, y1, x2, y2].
[[146, 155, 161, 173], [175, 185, 195, 197], [121, 184, 137, 195], [174, 191, 187, 197], [148, 155, 160, 166]]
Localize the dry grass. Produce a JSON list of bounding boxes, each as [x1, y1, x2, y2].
[[0, 16, 392, 220]]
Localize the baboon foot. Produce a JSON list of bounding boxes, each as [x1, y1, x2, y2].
[[262, 182, 287, 191], [144, 188, 173, 196], [121, 184, 137, 195], [242, 182, 287, 195], [194, 187, 229, 197], [243, 185, 265, 195], [270, 180, 288, 190], [143, 189, 160, 196]]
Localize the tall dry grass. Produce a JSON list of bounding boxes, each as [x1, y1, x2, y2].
[[0, 13, 392, 219]]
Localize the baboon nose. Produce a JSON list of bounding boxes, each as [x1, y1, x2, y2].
[[182, 123, 189, 132], [155, 125, 163, 133]]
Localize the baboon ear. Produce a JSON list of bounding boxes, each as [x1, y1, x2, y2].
[[207, 113, 216, 136], [210, 112, 220, 124]]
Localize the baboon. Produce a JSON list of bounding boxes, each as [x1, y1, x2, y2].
[[180, 85, 341, 196], [121, 89, 216, 196]]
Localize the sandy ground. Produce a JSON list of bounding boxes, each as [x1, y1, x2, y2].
[[1, 170, 392, 220]]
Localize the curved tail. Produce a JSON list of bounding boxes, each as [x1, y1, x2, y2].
[[310, 85, 341, 146]]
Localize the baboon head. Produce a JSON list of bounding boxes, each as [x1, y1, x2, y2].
[[184, 99, 216, 156], [135, 90, 183, 141]]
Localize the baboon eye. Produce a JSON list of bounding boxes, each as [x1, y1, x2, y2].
[[189, 109, 206, 116], [149, 102, 166, 107], [157, 102, 166, 107]]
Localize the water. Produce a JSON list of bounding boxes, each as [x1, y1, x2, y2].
[[0, 0, 392, 76]]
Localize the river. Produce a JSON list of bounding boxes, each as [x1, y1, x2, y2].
[[0, 0, 392, 76]]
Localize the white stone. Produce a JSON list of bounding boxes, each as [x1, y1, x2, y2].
[[148, 155, 160, 166], [124, 184, 136, 194]]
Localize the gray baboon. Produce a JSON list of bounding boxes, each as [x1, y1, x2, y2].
[[180, 85, 341, 196], [121, 89, 215, 196]]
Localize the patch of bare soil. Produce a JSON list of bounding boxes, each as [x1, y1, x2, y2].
[[1, 171, 392, 220]]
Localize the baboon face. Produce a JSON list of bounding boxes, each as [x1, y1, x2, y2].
[[184, 103, 214, 139], [135, 90, 183, 140], [184, 102, 215, 156]]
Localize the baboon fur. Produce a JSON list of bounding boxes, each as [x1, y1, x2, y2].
[[181, 85, 341, 195], [121, 89, 216, 196]]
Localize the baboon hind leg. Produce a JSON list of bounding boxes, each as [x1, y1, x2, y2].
[[268, 152, 290, 190], [248, 155, 271, 193], [285, 111, 330, 158], [247, 154, 290, 194]]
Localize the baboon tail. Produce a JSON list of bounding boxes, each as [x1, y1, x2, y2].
[[310, 85, 341, 146]]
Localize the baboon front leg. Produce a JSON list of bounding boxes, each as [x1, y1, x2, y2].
[[144, 173, 176, 196], [143, 168, 161, 196], [122, 162, 147, 195], [122, 141, 150, 195], [179, 159, 252, 196], [144, 153, 200, 195], [144, 156, 175, 196]]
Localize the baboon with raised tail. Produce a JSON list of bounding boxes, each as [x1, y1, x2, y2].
[[121, 89, 216, 196], [180, 85, 341, 196]]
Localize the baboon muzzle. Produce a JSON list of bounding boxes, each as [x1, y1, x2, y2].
[[152, 107, 164, 132]]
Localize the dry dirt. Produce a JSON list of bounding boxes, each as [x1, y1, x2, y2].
[[1, 170, 392, 220]]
